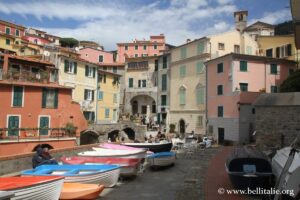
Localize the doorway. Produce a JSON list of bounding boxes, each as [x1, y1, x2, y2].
[[132, 101, 138, 114], [218, 128, 225, 144], [179, 119, 185, 135]]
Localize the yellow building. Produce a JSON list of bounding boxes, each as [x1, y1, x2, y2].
[[257, 34, 300, 67], [97, 70, 121, 123]]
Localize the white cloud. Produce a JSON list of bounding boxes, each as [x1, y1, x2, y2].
[[248, 9, 292, 25], [0, 0, 292, 50]]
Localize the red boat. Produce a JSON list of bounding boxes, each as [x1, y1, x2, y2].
[[61, 156, 141, 177], [0, 176, 64, 200]]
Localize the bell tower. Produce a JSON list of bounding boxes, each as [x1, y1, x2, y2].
[[234, 10, 248, 32]]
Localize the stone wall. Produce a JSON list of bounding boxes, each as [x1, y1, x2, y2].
[[0, 144, 97, 176], [255, 106, 300, 152]]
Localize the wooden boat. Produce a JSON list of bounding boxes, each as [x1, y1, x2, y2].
[[123, 141, 173, 153], [60, 183, 104, 200], [79, 148, 147, 159], [225, 146, 273, 190], [272, 147, 300, 199], [21, 164, 120, 188], [99, 143, 154, 156], [61, 156, 141, 177], [148, 152, 176, 167], [0, 176, 64, 200]]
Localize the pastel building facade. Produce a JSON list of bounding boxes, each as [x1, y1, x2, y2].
[[117, 34, 166, 63], [97, 70, 121, 123], [0, 54, 87, 156], [79, 47, 115, 64], [206, 53, 297, 144], [25, 28, 60, 46]]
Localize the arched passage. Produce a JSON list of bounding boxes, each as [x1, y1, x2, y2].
[[130, 95, 156, 115], [80, 130, 99, 145], [32, 144, 54, 152], [107, 130, 119, 142], [123, 128, 135, 140]]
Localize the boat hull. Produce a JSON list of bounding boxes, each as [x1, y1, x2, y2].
[[124, 142, 173, 153], [148, 152, 176, 167], [79, 148, 147, 159], [0, 176, 64, 200], [227, 173, 272, 190], [60, 183, 104, 200]]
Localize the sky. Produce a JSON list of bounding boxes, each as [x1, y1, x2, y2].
[[0, 0, 292, 50]]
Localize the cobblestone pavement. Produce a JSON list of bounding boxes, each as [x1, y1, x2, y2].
[[100, 146, 221, 200]]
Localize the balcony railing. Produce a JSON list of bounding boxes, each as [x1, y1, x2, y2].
[[0, 69, 57, 83], [0, 127, 77, 142]]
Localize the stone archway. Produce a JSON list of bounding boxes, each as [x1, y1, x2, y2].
[[123, 128, 135, 140], [80, 130, 99, 145], [107, 130, 119, 142], [127, 95, 157, 115]]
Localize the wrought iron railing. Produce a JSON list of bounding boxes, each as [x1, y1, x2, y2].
[[0, 69, 57, 83]]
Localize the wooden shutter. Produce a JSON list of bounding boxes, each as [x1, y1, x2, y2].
[[42, 88, 47, 108], [92, 90, 94, 101], [39, 117, 49, 135], [93, 67, 96, 78], [64, 60, 69, 72], [276, 47, 280, 58], [13, 86, 23, 107], [85, 65, 88, 77], [162, 74, 167, 91], [54, 89, 58, 108], [197, 62, 204, 73], [74, 62, 77, 74], [8, 116, 19, 136], [287, 44, 292, 56], [84, 89, 88, 100]]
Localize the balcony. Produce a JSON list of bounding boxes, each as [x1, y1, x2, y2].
[[127, 86, 158, 93], [0, 69, 57, 84]]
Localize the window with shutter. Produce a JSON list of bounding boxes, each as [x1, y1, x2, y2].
[[161, 95, 167, 106], [16, 29, 20, 36], [218, 106, 223, 117], [99, 55, 104, 62], [163, 56, 167, 68], [240, 61, 247, 72], [197, 87, 205, 104], [105, 108, 110, 118], [271, 85, 278, 93], [129, 78, 133, 88], [266, 49, 273, 57], [98, 91, 103, 100], [73, 62, 77, 74], [12, 86, 23, 107], [42, 88, 57, 109], [197, 42, 204, 54], [5, 27, 10, 35], [162, 74, 167, 91], [180, 47, 187, 59], [155, 60, 158, 71], [276, 47, 280, 58], [270, 64, 277, 74], [39, 116, 50, 135], [239, 83, 248, 92], [217, 85, 223, 95], [180, 65, 186, 77], [8, 116, 20, 136], [287, 44, 292, 56], [196, 62, 204, 74], [179, 88, 186, 105], [6, 39, 10, 45]]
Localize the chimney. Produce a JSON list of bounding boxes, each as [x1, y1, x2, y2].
[[186, 38, 191, 43], [234, 10, 248, 32]]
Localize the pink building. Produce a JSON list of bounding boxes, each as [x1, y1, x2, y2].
[[117, 34, 167, 63], [206, 53, 296, 144], [79, 47, 115, 64], [24, 28, 60, 46]]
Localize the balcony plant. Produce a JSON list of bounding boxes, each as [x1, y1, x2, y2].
[[169, 123, 176, 133], [65, 122, 76, 136]]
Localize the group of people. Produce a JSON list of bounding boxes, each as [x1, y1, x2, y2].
[[146, 131, 166, 143], [32, 146, 58, 168]]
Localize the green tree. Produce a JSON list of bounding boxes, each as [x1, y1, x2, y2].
[[59, 38, 79, 48], [280, 70, 300, 92]]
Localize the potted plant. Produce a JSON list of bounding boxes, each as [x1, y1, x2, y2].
[[169, 123, 176, 133], [65, 122, 76, 136]]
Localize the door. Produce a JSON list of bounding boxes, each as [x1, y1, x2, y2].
[[113, 109, 117, 122], [8, 116, 20, 136], [132, 101, 138, 114], [179, 119, 185, 135], [218, 128, 225, 144], [39, 116, 50, 135]]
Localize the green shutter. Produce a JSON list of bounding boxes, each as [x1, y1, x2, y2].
[[218, 106, 223, 117], [129, 78, 133, 88], [93, 67, 96, 78], [98, 91, 103, 100], [105, 108, 110, 118], [13, 86, 23, 107], [240, 61, 247, 72], [179, 89, 185, 105], [197, 87, 205, 104], [197, 42, 204, 54], [64, 60, 69, 72], [42, 88, 47, 108], [54, 89, 58, 108], [92, 90, 94, 101], [162, 74, 167, 91], [84, 89, 88, 100], [5, 28, 10, 34], [271, 64, 277, 74], [196, 62, 204, 73], [181, 47, 187, 59], [180, 66, 186, 77], [85, 65, 88, 77], [73, 62, 77, 74], [217, 63, 223, 73], [8, 116, 19, 136], [39, 117, 49, 135]]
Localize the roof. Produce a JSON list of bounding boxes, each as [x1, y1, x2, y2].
[[79, 47, 113, 54], [205, 53, 297, 65], [0, 19, 26, 30], [244, 21, 275, 32], [0, 81, 72, 89], [98, 69, 122, 77], [254, 92, 300, 106], [170, 37, 208, 51], [6, 54, 54, 66]]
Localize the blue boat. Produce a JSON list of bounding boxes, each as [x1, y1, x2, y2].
[[148, 152, 176, 167], [21, 164, 120, 187]]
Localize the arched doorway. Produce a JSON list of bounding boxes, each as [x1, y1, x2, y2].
[[80, 130, 99, 145], [32, 144, 54, 152], [108, 130, 119, 142], [132, 101, 138, 114], [179, 119, 185, 135], [123, 128, 135, 140]]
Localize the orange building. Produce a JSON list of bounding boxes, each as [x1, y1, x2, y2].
[[0, 54, 87, 156]]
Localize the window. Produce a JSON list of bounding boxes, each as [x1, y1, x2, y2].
[[197, 42, 205, 54], [154, 44, 157, 49], [142, 54, 148, 57], [7, 116, 20, 136], [234, 45, 240, 53], [113, 67, 117, 73], [152, 101, 156, 113], [103, 66, 107, 71], [42, 88, 58, 109], [217, 63, 223, 73], [218, 43, 225, 50], [155, 59, 158, 71], [99, 55, 104, 62], [179, 88, 186, 105], [83, 111, 95, 121], [196, 87, 205, 104], [180, 47, 187, 59], [64, 60, 77, 74], [15, 29, 20, 36], [34, 39, 38, 44], [196, 61, 204, 74], [135, 45, 138, 50], [135, 54, 138, 57], [240, 61, 247, 72], [39, 116, 50, 135], [270, 64, 278, 74], [276, 44, 292, 58], [129, 78, 133, 88], [125, 45, 128, 51], [246, 46, 252, 55], [239, 83, 248, 92], [161, 95, 167, 106], [85, 66, 95, 78], [180, 65, 186, 77], [271, 85, 278, 93], [12, 86, 23, 107], [198, 116, 203, 127], [218, 106, 223, 117], [98, 91, 103, 100], [105, 108, 110, 118], [266, 49, 273, 57], [143, 45, 147, 50], [163, 56, 167, 68], [162, 74, 167, 91], [142, 80, 146, 87], [98, 74, 106, 83], [5, 39, 10, 45], [113, 94, 117, 103], [5, 27, 10, 35], [84, 89, 94, 101], [217, 85, 223, 95]]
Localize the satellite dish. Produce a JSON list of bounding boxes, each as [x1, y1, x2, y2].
[[43, 50, 50, 57]]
